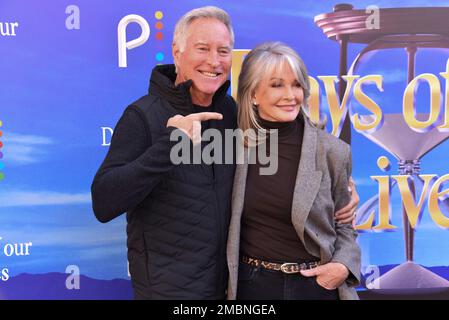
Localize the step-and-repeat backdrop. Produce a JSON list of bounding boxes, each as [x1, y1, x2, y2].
[[1, 0, 449, 299]]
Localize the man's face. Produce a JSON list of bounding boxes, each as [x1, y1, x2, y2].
[[173, 18, 232, 106]]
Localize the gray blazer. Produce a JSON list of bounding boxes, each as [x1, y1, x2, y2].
[[226, 115, 361, 300]]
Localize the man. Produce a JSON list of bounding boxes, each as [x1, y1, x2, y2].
[[91, 6, 358, 299]]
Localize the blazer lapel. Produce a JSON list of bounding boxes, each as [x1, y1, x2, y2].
[[227, 146, 251, 270], [291, 115, 323, 244], [231, 161, 249, 225]]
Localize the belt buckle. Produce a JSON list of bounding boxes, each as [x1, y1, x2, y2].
[[280, 263, 299, 274]]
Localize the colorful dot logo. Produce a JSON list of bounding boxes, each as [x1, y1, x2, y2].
[[154, 10, 165, 65], [154, 11, 163, 20], [0, 120, 3, 181], [155, 52, 164, 62]]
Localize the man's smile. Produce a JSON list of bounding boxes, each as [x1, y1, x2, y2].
[[198, 70, 222, 78]]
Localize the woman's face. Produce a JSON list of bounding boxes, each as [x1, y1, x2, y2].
[[253, 63, 304, 122]]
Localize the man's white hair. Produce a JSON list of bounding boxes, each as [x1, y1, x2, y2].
[[173, 6, 235, 52]]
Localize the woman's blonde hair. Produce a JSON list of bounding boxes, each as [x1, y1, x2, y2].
[[237, 42, 311, 136]]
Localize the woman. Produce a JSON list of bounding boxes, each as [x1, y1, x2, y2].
[[227, 42, 361, 300]]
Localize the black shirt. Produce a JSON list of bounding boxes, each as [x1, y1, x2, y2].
[[240, 115, 318, 262]]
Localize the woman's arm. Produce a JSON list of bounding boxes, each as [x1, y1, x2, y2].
[[330, 146, 361, 286], [301, 146, 361, 289], [335, 177, 359, 224]]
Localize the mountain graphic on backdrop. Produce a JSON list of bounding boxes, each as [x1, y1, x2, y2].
[[359, 264, 449, 286], [2, 265, 449, 299], [357, 264, 449, 299], [0, 273, 133, 300]]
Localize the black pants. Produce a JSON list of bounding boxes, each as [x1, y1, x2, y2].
[[236, 261, 339, 300]]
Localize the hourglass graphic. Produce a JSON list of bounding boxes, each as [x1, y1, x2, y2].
[[316, 4, 449, 289]]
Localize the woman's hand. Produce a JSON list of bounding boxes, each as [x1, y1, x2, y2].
[[335, 177, 359, 225], [300, 262, 349, 290]]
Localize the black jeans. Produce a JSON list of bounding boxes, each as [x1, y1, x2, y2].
[[236, 261, 339, 300]]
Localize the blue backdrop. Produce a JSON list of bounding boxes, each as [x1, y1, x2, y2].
[[1, 0, 449, 299]]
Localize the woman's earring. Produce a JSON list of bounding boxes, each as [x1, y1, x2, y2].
[[252, 101, 259, 107]]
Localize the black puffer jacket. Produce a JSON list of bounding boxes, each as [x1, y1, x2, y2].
[[91, 65, 237, 299]]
